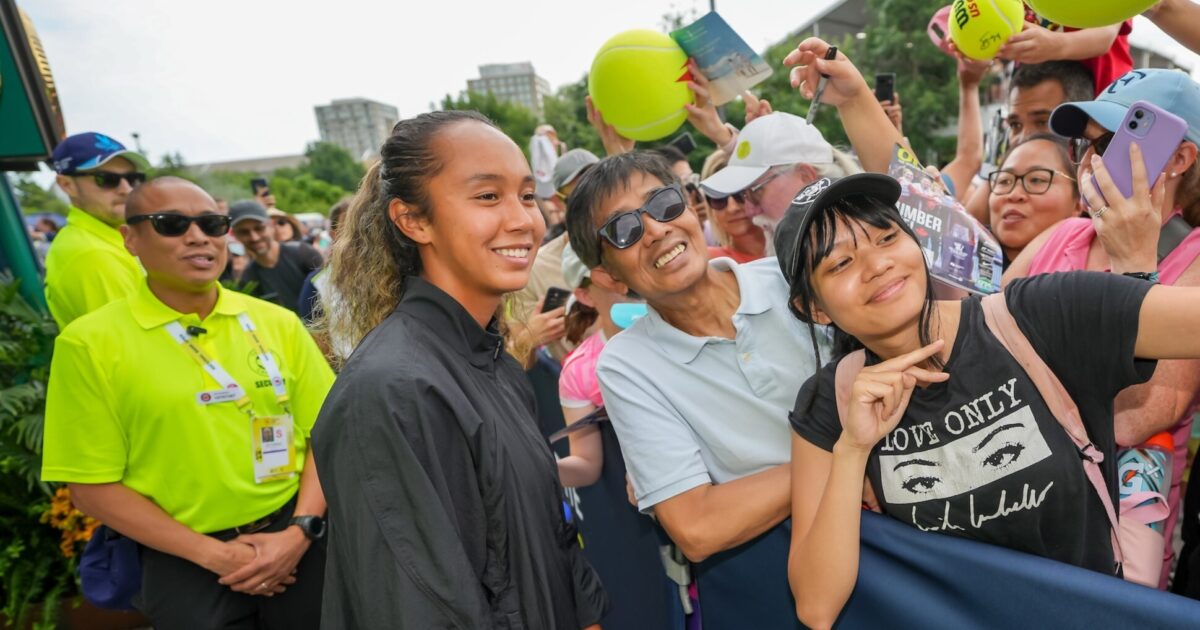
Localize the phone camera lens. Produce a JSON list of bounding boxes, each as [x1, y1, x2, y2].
[[1134, 110, 1145, 119], [1130, 121, 1139, 130]]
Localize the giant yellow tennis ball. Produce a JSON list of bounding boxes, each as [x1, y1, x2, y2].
[[1025, 0, 1156, 28], [949, 0, 1025, 60], [589, 30, 691, 142]]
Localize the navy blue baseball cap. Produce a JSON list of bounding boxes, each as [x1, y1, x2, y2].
[[1050, 69, 1200, 145], [51, 132, 149, 175]]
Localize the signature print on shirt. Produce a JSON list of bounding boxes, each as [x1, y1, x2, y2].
[[877, 406, 1052, 505]]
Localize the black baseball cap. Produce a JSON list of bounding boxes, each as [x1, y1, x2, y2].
[[774, 173, 902, 288]]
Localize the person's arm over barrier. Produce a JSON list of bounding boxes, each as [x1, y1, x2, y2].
[[782, 38, 903, 174], [596, 355, 790, 563]]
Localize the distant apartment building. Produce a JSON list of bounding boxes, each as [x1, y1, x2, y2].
[[314, 98, 399, 161], [467, 62, 553, 117]]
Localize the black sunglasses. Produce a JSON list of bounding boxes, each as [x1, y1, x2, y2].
[[85, 171, 147, 189], [1069, 132, 1114, 164], [704, 191, 746, 211], [596, 184, 687, 249], [127, 213, 231, 237]]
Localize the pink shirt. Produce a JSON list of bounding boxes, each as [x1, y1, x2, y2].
[[1028, 215, 1200, 587], [559, 331, 607, 410]]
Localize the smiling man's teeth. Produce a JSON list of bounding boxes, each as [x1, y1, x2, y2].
[[496, 248, 530, 258], [654, 243, 685, 269]]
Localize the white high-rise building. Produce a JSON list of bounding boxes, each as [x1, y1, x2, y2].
[[314, 98, 399, 161], [467, 62, 553, 117]]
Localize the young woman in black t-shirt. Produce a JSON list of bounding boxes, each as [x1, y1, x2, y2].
[[775, 162, 1200, 627]]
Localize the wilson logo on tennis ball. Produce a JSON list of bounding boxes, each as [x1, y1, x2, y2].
[[949, 0, 1024, 60]]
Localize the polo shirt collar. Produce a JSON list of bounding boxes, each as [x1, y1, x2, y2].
[[129, 281, 244, 330], [645, 257, 773, 365], [396, 276, 506, 369], [66, 206, 125, 249]]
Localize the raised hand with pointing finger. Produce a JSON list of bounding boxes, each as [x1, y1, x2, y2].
[[839, 340, 949, 453]]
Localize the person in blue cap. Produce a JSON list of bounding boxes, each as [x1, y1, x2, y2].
[[44, 132, 150, 328], [1006, 67, 1200, 587]]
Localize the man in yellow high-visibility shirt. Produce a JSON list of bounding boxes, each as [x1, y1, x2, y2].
[[44, 132, 148, 328], [42, 176, 334, 628]]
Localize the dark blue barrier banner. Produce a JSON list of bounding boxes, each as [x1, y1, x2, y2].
[[838, 510, 1200, 628]]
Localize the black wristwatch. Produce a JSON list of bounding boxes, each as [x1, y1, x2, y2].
[[288, 515, 326, 541]]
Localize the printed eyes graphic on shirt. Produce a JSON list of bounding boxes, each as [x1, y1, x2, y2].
[[877, 406, 1051, 505]]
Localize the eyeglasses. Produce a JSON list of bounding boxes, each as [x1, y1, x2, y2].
[[127, 213, 231, 237], [596, 184, 687, 249], [704, 191, 746, 211], [987, 168, 1076, 195], [84, 172, 147, 189], [1069, 132, 1114, 164], [273, 217, 291, 227], [744, 168, 785, 205]]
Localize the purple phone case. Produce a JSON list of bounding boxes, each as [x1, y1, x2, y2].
[[1093, 100, 1187, 204]]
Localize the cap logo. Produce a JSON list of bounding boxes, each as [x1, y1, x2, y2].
[[793, 178, 831, 205], [93, 134, 121, 152], [1106, 70, 1147, 95], [736, 140, 752, 160]]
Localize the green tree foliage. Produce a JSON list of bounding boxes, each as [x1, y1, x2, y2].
[[751, 0, 958, 166], [301, 142, 364, 191], [268, 173, 347, 215], [9, 174, 68, 216], [441, 91, 540, 158], [0, 272, 68, 629]]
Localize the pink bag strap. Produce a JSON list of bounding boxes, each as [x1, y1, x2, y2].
[[1120, 491, 1170, 526], [979, 292, 1124, 567], [833, 350, 868, 422]]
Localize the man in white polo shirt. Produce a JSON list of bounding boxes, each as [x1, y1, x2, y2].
[[565, 151, 827, 629]]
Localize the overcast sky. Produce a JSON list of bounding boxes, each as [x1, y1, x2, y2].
[[21, 1, 1200, 168]]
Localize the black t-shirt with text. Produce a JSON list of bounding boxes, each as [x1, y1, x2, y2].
[[791, 272, 1156, 574], [240, 242, 324, 315]]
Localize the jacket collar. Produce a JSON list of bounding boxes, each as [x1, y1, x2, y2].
[[397, 276, 505, 368]]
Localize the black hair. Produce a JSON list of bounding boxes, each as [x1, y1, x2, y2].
[[326, 109, 498, 350], [565, 151, 679, 269], [995, 132, 1079, 198], [653, 146, 689, 166], [1011, 61, 1094, 104], [788, 195, 942, 412]]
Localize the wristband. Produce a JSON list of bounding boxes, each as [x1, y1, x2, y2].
[[1122, 271, 1159, 283]]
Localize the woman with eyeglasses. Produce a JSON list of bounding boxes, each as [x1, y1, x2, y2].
[[700, 149, 767, 263], [312, 110, 608, 628], [1003, 69, 1200, 588], [268, 209, 304, 243], [986, 134, 1081, 264]]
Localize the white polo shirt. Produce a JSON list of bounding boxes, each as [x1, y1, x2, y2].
[[597, 257, 829, 511]]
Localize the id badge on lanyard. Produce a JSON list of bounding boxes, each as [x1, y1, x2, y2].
[[166, 313, 296, 484]]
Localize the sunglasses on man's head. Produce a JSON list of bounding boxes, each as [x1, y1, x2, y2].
[[84, 171, 147, 189], [596, 183, 687, 249], [1069, 132, 1114, 164], [127, 212, 231, 237], [704, 190, 745, 211]]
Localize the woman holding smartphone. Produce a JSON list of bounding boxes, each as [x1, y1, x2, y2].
[[780, 164, 1200, 628], [1004, 69, 1200, 587], [311, 110, 606, 629], [777, 40, 1200, 626]]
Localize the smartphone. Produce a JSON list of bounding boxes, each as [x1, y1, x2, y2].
[[668, 131, 697, 156], [250, 177, 270, 196], [874, 73, 896, 103], [541, 287, 570, 313], [1092, 100, 1187, 205]]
